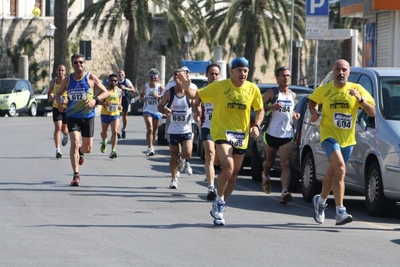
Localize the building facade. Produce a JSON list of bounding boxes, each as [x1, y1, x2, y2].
[[341, 0, 400, 67]]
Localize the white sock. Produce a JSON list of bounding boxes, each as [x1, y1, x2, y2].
[[216, 196, 224, 203], [56, 148, 60, 152], [336, 206, 344, 214], [318, 196, 327, 205]]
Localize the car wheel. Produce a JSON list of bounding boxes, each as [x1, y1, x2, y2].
[[288, 164, 300, 192], [8, 103, 17, 117], [28, 103, 37, 117], [301, 151, 321, 202], [157, 124, 168, 145], [251, 145, 262, 182], [365, 161, 396, 217]]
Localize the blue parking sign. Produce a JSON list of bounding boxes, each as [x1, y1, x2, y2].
[[306, 0, 329, 16]]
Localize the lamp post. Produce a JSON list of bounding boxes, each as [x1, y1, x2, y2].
[[183, 31, 193, 60], [295, 37, 303, 85], [45, 23, 57, 80]]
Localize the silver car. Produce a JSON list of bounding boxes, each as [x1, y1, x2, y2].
[[300, 67, 400, 217]]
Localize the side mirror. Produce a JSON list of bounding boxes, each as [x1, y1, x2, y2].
[[359, 117, 367, 130]]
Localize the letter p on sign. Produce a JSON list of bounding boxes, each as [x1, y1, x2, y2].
[[306, 0, 329, 16]]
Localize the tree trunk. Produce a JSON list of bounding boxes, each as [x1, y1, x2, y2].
[[53, 0, 68, 78], [124, 18, 139, 88], [244, 31, 257, 82]]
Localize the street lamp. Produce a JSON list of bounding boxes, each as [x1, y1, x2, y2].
[[184, 31, 193, 60], [295, 37, 303, 85], [45, 23, 57, 80]]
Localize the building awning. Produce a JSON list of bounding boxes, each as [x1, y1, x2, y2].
[[340, 0, 400, 17]]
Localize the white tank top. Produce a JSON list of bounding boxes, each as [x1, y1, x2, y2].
[[201, 103, 214, 129], [266, 91, 295, 138], [167, 89, 192, 134], [143, 83, 162, 114]]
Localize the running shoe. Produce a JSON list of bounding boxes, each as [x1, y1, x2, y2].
[[100, 142, 107, 153], [61, 134, 69, 146], [169, 178, 178, 189], [185, 162, 192, 175], [176, 171, 180, 178], [56, 151, 62, 159], [109, 151, 117, 159], [178, 157, 186, 172], [210, 200, 225, 226], [70, 174, 80, 186], [121, 129, 126, 139], [279, 190, 292, 205], [117, 133, 121, 139], [79, 152, 84, 165], [206, 185, 216, 200], [313, 195, 327, 224], [261, 174, 271, 194], [146, 147, 155, 156], [335, 207, 353, 225]]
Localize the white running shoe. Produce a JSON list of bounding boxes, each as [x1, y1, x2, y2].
[[335, 207, 353, 225], [206, 185, 216, 200], [210, 200, 225, 226], [313, 195, 327, 224], [61, 134, 68, 146], [169, 178, 178, 189], [146, 147, 154, 156], [185, 162, 192, 175], [178, 157, 186, 172]]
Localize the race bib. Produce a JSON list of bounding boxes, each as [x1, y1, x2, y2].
[[171, 110, 187, 122], [277, 100, 292, 113], [226, 130, 246, 149], [334, 112, 352, 129], [108, 103, 119, 112], [147, 97, 158, 105], [69, 88, 87, 101], [206, 109, 213, 121]]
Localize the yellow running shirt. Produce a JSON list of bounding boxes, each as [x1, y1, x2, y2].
[[198, 79, 263, 149], [51, 79, 68, 109], [308, 81, 375, 147], [101, 87, 121, 116]]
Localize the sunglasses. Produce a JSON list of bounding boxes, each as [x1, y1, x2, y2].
[[109, 79, 118, 82], [73, 61, 84, 65], [118, 74, 124, 76]]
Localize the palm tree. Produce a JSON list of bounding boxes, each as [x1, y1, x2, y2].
[[200, 0, 306, 81], [67, 0, 164, 86], [53, 0, 69, 78]]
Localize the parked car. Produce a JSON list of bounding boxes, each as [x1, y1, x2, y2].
[[244, 84, 313, 177], [0, 78, 37, 117], [250, 93, 312, 192], [129, 92, 143, 115], [35, 85, 53, 116], [300, 67, 400, 217]]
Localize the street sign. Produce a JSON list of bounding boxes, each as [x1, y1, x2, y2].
[[306, 0, 329, 15], [305, 17, 329, 40]]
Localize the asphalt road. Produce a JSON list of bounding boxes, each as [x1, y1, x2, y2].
[[1, 115, 400, 267]]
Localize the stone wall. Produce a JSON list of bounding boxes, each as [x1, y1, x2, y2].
[[0, 17, 357, 91]]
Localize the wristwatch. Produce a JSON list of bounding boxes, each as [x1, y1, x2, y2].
[[255, 124, 262, 131], [358, 97, 365, 103]]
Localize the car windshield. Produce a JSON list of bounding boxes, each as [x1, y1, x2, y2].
[[380, 77, 400, 120], [191, 79, 208, 89], [0, 80, 16, 94]]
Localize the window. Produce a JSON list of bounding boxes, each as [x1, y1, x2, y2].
[[358, 75, 373, 96]]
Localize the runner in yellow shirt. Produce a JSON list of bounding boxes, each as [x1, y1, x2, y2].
[[309, 59, 376, 225], [177, 57, 264, 226]]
